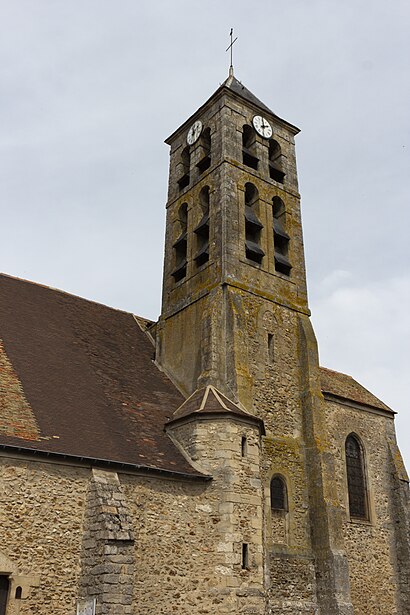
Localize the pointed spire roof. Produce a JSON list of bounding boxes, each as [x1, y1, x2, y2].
[[167, 385, 265, 434]]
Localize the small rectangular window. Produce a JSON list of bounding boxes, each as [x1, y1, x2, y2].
[[242, 543, 249, 570], [268, 334, 274, 364], [241, 436, 247, 457]]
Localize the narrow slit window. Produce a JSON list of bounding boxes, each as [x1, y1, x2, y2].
[[241, 436, 248, 457], [268, 333, 274, 364], [346, 434, 369, 520], [242, 543, 249, 569], [15, 587, 22, 600]]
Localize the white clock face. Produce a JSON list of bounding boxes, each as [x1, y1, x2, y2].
[[187, 120, 203, 145], [252, 115, 273, 139]]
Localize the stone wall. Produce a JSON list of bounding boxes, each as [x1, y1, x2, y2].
[[166, 416, 266, 614], [0, 400, 408, 615], [0, 439, 263, 615], [0, 457, 88, 614], [324, 398, 404, 614]]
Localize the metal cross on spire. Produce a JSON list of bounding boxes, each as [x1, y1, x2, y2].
[[226, 28, 238, 77]]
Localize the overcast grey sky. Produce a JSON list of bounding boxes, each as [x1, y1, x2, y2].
[[1, 1, 409, 466]]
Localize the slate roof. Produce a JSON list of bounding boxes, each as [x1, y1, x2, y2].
[[222, 74, 275, 117], [0, 273, 203, 478], [165, 72, 299, 144], [0, 274, 393, 478], [220, 74, 300, 133]]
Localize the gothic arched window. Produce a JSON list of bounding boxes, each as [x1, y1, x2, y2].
[[244, 183, 264, 264], [242, 125, 258, 170], [268, 139, 285, 183], [270, 475, 288, 511], [272, 196, 291, 276], [345, 434, 369, 520], [194, 186, 210, 267], [172, 203, 188, 282]]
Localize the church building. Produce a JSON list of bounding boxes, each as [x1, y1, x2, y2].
[[0, 70, 409, 615]]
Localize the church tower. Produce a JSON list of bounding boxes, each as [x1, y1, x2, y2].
[[157, 71, 357, 614], [157, 71, 308, 407]]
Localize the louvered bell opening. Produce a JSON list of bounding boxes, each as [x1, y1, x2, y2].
[[274, 252, 291, 276], [273, 220, 290, 240], [242, 147, 259, 170], [194, 214, 210, 235], [245, 240, 264, 264], [269, 163, 285, 183], [172, 232, 187, 249], [194, 243, 209, 267], [274, 253, 291, 267], [171, 260, 187, 282], [245, 206, 263, 230], [178, 174, 190, 190], [197, 156, 211, 174]]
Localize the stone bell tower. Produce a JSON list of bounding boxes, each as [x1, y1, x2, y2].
[[156, 71, 308, 407], [157, 71, 356, 615]]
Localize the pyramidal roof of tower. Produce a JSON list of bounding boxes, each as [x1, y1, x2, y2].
[[222, 72, 275, 116], [165, 71, 299, 143]]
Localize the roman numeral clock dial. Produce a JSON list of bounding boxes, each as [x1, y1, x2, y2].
[[187, 120, 203, 145], [252, 115, 272, 138]]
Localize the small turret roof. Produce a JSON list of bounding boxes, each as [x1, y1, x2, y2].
[[169, 385, 265, 434]]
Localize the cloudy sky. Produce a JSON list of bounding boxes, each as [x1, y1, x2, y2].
[[1, 1, 409, 465]]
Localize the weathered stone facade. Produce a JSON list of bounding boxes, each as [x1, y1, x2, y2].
[[0, 72, 408, 615]]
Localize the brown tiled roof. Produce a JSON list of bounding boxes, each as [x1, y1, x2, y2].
[[319, 366, 393, 413], [0, 273, 205, 477]]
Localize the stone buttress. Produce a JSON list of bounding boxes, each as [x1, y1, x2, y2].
[[78, 469, 135, 615]]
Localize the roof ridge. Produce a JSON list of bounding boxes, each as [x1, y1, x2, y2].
[[200, 386, 211, 411], [209, 386, 229, 410], [0, 271, 152, 321], [320, 365, 354, 380]]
